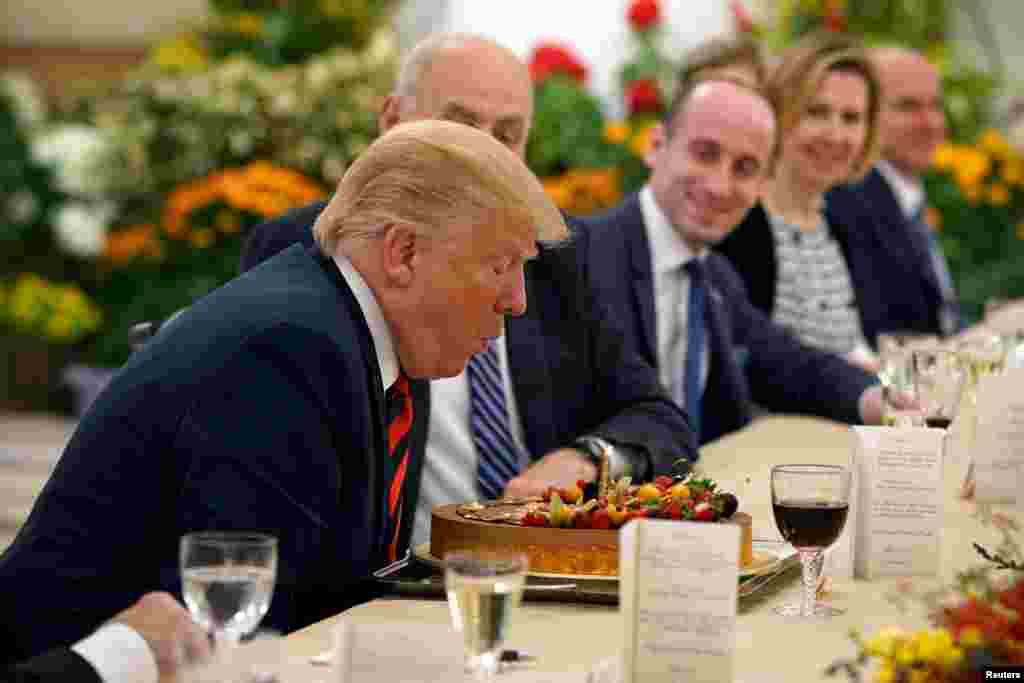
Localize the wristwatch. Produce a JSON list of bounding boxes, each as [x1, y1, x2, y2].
[[574, 435, 620, 486]]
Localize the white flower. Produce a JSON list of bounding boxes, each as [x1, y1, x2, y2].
[[6, 190, 39, 224], [52, 202, 114, 258], [31, 124, 115, 199], [1, 71, 47, 130]]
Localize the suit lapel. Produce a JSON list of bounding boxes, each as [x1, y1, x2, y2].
[[506, 259, 557, 460], [863, 170, 943, 301], [624, 198, 659, 366]]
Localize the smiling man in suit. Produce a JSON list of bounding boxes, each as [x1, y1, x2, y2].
[[576, 79, 890, 445], [240, 33, 694, 547]]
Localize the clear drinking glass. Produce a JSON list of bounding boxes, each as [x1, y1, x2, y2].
[[444, 551, 527, 680], [770, 465, 851, 619], [911, 348, 967, 430], [180, 532, 278, 648], [877, 332, 938, 423]]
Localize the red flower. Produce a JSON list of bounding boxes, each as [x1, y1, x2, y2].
[[824, 0, 847, 32], [529, 43, 588, 85], [625, 78, 662, 115], [730, 0, 755, 34], [627, 0, 660, 32]]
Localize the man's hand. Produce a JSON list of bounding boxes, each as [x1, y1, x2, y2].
[[502, 448, 596, 498], [111, 591, 211, 676], [858, 385, 919, 424]]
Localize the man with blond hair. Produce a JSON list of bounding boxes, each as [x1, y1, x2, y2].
[[242, 32, 695, 548], [0, 120, 567, 663]]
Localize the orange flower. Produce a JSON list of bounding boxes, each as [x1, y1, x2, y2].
[[105, 224, 159, 264], [603, 120, 631, 146], [988, 183, 1011, 206], [1016, 220, 1024, 241], [630, 122, 657, 158], [924, 207, 942, 233]]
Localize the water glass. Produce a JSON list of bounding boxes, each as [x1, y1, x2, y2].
[[180, 532, 278, 647], [770, 465, 851, 619], [877, 332, 937, 417], [444, 551, 527, 680]]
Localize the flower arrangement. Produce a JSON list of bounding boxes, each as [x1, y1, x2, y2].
[[924, 128, 1024, 322], [618, 0, 675, 122], [149, 0, 396, 70], [828, 505, 1024, 682], [526, 42, 649, 216]]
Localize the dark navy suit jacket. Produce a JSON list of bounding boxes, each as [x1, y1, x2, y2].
[[4, 649, 100, 683], [0, 245, 428, 663], [717, 185, 946, 346], [836, 167, 949, 336], [241, 202, 696, 474], [577, 193, 875, 445]]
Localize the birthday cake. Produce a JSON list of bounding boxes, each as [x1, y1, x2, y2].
[[429, 475, 753, 577]]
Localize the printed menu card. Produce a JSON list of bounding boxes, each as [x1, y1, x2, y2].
[[847, 426, 945, 579], [620, 518, 739, 683], [971, 369, 1024, 504]]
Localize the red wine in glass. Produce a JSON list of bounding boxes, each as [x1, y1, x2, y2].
[[772, 500, 849, 549]]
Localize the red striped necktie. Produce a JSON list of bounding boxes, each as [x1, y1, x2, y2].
[[385, 373, 413, 563]]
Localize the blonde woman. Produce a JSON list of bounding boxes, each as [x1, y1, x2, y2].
[[715, 32, 891, 370]]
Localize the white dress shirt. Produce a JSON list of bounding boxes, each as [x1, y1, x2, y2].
[[71, 623, 158, 683], [335, 254, 399, 391], [639, 186, 710, 406], [876, 159, 925, 220], [412, 334, 528, 546]]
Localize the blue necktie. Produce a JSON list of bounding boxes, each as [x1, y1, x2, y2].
[[683, 260, 706, 442], [911, 204, 960, 334], [469, 341, 521, 500]]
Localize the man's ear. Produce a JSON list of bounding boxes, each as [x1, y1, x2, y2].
[[381, 223, 418, 287], [378, 95, 403, 134], [645, 122, 667, 171]]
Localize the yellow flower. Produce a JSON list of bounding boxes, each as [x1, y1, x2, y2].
[[603, 120, 631, 146], [940, 646, 964, 671], [189, 228, 215, 249], [1002, 159, 1024, 186], [913, 629, 953, 665], [932, 143, 957, 171], [953, 149, 991, 188], [962, 184, 983, 204], [894, 640, 917, 667], [957, 626, 984, 649], [908, 670, 930, 683], [45, 315, 75, 341], [224, 12, 264, 38], [978, 128, 1012, 159], [150, 34, 208, 73], [874, 663, 896, 683], [630, 122, 657, 158], [988, 182, 1011, 206]]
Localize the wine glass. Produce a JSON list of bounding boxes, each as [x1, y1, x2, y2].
[[770, 465, 851, 619], [444, 550, 527, 680], [180, 532, 278, 648], [911, 348, 967, 430]]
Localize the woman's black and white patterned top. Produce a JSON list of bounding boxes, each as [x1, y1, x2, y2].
[[769, 212, 866, 355]]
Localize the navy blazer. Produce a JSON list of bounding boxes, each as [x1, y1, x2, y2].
[[241, 202, 696, 473], [577, 193, 875, 445], [4, 649, 99, 683], [835, 167, 948, 336], [0, 245, 427, 663]]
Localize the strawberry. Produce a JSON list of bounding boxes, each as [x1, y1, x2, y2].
[[590, 509, 611, 530], [666, 501, 683, 520], [522, 512, 547, 527], [654, 475, 674, 490], [694, 502, 715, 522]]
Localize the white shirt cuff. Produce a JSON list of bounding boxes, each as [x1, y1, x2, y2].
[[71, 622, 159, 683]]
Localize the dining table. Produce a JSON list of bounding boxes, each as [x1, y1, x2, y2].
[[274, 407, 1003, 682]]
